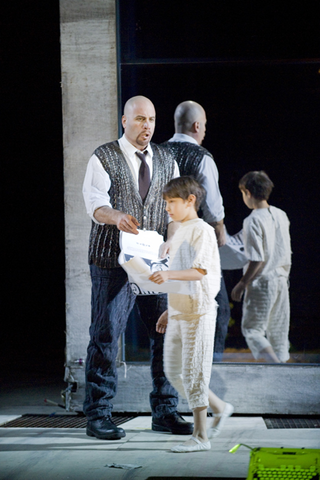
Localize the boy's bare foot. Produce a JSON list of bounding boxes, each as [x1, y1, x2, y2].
[[208, 402, 234, 438]]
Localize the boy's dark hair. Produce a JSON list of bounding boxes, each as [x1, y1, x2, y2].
[[163, 176, 205, 211], [239, 171, 274, 200]]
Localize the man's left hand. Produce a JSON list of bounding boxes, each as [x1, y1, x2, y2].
[[214, 222, 227, 247], [159, 239, 171, 258], [161, 221, 180, 257]]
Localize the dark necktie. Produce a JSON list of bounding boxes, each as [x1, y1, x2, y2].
[[136, 150, 150, 201]]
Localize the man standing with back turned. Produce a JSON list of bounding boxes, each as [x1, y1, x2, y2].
[[163, 100, 230, 361], [82, 96, 193, 440]]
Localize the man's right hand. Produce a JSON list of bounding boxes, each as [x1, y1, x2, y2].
[[116, 213, 140, 234], [94, 206, 140, 234]]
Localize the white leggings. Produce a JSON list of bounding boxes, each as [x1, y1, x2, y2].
[[242, 275, 290, 362], [164, 312, 216, 410]]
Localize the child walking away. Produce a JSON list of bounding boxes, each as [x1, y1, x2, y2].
[[149, 176, 234, 453], [231, 171, 292, 363]]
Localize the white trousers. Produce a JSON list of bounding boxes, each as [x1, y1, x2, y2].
[[242, 275, 290, 362], [164, 312, 216, 410]]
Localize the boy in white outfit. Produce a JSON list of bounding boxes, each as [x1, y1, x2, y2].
[[150, 176, 234, 453], [231, 171, 292, 363]]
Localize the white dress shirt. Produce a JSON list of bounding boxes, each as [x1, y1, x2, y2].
[[83, 134, 180, 224], [168, 133, 225, 224]]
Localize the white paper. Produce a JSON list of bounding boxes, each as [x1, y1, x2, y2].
[[125, 256, 151, 275], [219, 229, 248, 270], [119, 230, 194, 295]]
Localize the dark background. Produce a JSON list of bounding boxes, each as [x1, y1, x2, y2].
[[1, 1, 319, 378], [120, 2, 320, 357], [1, 2, 65, 377]]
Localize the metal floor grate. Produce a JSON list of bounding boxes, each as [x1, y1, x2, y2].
[[3, 414, 320, 430], [1, 413, 137, 429], [264, 417, 320, 429]]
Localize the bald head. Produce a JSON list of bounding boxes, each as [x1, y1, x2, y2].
[[174, 101, 207, 145], [123, 95, 155, 116], [174, 101, 205, 131], [122, 96, 156, 150]]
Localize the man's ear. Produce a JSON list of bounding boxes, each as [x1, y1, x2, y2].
[[122, 115, 126, 129], [192, 121, 200, 133]]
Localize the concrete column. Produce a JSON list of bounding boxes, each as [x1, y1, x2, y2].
[[60, 0, 118, 410]]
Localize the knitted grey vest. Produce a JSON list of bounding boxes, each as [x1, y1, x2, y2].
[[161, 141, 215, 219], [88, 141, 176, 268], [161, 141, 213, 176]]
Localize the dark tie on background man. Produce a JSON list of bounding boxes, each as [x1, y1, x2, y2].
[[136, 150, 150, 201]]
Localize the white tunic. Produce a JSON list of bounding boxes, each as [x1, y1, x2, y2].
[[164, 218, 221, 409], [168, 218, 221, 319], [242, 206, 292, 362], [243, 206, 291, 279]]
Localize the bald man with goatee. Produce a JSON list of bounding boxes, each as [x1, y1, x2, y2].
[[83, 96, 193, 440], [163, 100, 230, 362]]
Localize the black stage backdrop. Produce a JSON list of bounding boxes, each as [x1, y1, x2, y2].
[[1, 1, 319, 373], [119, 1, 320, 355], [2, 2, 65, 370]]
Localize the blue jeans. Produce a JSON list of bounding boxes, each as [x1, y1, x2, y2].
[[83, 264, 179, 420], [213, 273, 230, 362]]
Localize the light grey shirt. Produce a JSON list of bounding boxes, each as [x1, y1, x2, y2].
[[168, 133, 224, 223]]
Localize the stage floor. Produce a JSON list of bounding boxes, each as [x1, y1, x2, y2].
[[0, 360, 319, 479], [1, 412, 319, 479]]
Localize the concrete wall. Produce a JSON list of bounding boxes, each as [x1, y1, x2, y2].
[[68, 363, 320, 415], [117, 363, 320, 415], [59, 0, 118, 408], [60, 0, 320, 415]]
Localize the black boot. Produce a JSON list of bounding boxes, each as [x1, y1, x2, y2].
[[152, 412, 193, 435], [87, 416, 126, 440]]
